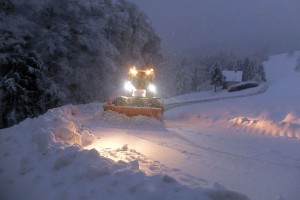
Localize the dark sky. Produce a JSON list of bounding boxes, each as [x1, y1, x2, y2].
[[128, 0, 300, 55]]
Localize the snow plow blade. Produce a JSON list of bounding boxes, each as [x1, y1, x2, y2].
[[103, 105, 163, 121]]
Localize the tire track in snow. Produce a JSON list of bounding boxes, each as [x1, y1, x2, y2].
[[126, 130, 300, 168], [170, 126, 300, 165], [155, 85, 300, 167], [96, 141, 209, 187]]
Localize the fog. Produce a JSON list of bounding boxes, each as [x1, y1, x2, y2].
[[128, 0, 300, 56]]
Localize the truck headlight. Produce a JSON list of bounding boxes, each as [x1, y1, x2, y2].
[[148, 84, 156, 93], [130, 67, 138, 76], [124, 81, 135, 92]]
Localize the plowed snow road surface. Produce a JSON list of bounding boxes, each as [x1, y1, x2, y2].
[[88, 112, 300, 200], [87, 83, 300, 200], [165, 84, 268, 110], [87, 53, 300, 200]]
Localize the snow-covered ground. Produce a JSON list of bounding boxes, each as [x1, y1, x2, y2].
[[1, 52, 300, 200]]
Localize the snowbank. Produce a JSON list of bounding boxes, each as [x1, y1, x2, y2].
[[231, 116, 300, 139], [0, 104, 248, 200], [228, 52, 300, 138], [96, 110, 165, 130]]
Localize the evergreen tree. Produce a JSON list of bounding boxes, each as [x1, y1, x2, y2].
[[256, 64, 266, 82], [296, 56, 300, 72], [190, 67, 201, 92], [209, 64, 224, 92], [105, 0, 161, 65], [0, 0, 162, 128], [241, 57, 255, 81], [233, 59, 243, 71], [175, 73, 187, 95], [0, 31, 61, 128]]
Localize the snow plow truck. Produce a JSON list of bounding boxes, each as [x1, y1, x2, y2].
[[103, 66, 164, 121]]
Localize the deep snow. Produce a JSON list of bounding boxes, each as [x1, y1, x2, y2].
[[1, 52, 300, 200], [0, 107, 247, 200]]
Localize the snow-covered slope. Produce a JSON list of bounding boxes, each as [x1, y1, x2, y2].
[[0, 107, 247, 199], [166, 51, 300, 139], [1, 52, 300, 200], [162, 52, 300, 200]]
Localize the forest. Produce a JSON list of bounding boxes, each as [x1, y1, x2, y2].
[[0, 0, 266, 128]]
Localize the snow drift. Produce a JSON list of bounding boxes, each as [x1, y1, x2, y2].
[[0, 104, 248, 200], [229, 52, 300, 138]]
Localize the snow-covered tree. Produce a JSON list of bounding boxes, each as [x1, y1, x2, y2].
[[233, 59, 243, 71], [296, 56, 300, 72], [175, 72, 188, 95], [253, 64, 266, 82], [0, 30, 62, 128], [105, 0, 161, 65], [209, 64, 224, 92], [0, 0, 14, 16], [0, 0, 162, 128], [241, 57, 255, 81], [190, 68, 200, 92]]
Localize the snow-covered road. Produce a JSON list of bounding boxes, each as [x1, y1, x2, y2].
[[165, 120, 300, 200], [86, 52, 300, 200], [87, 104, 300, 200], [1, 52, 300, 200], [165, 83, 268, 110]]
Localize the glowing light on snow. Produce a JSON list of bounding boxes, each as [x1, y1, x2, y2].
[[84, 129, 172, 172]]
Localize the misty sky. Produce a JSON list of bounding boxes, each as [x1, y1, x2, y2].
[[128, 0, 300, 55]]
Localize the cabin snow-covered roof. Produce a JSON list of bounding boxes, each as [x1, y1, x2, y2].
[[222, 70, 243, 82]]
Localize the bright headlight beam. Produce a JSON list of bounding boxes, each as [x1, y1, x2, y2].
[[130, 67, 138, 75], [148, 84, 156, 93], [146, 68, 154, 75], [124, 81, 135, 92]]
